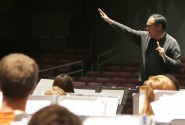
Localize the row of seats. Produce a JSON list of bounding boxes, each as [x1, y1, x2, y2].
[[35, 48, 90, 70]]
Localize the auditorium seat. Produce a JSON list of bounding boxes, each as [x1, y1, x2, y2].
[[112, 77, 130, 84], [77, 77, 94, 84], [128, 79, 139, 84], [86, 71, 102, 78], [88, 82, 103, 86], [121, 66, 139, 73], [107, 65, 122, 72], [101, 71, 118, 78], [94, 77, 112, 84], [73, 81, 86, 86], [117, 72, 132, 78]]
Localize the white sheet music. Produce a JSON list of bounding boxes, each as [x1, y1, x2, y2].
[[58, 95, 119, 116], [100, 89, 124, 105], [59, 99, 106, 116], [83, 115, 141, 125], [32, 79, 54, 95], [74, 89, 96, 94], [151, 91, 185, 122], [26, 100, 51, 114]]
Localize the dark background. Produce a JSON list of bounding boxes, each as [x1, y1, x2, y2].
[[0, 0, 185, 64]]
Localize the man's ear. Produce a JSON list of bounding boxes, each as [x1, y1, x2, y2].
[[157, 24, 163, 30]]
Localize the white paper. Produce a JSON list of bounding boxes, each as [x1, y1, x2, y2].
[[32, 79, 54, 95], [25, 100, 51, 114], [83, 115, 141, 125], [100, 89, 123, 105], [151, 91, 185, 122], [74, 89, 96, 94], [58, 96, 119, 116]]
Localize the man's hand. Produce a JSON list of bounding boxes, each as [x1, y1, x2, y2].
[[156, 42, 167, 62], [98, 8, 114, 25]]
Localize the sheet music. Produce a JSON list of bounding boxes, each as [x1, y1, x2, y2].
[[83, 115, 141, 125], [59, 99, 106, 116], [100, 89, 124, 105], [58, 95, 119, 116], [74, 89, 96, 94], [26, 100, 51, 114], [151, 91, 185, 122], [32, 79, 54, 95]]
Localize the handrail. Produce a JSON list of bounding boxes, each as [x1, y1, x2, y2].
[[39, 60, 84, 78], [97, 47, 121, 71]]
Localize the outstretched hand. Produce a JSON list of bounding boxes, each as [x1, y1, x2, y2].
[[98, 8, 113, 25]]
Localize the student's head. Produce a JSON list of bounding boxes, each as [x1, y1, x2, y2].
[[164, 74, 180, 91], [53, 74, 74, 93], [44, 86, 66, 96], [146, 14, 167, 39], [0, 53, 39, 99], [28, 105, 82, 125], [140, 75, 176, 115]]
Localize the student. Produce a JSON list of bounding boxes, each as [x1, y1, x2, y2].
[[53, 74, 74, 93], [0, 53, 39, 125], [44, 86, 66, 96], [140, 75, 177, 115], [28, 105, 82, 125]]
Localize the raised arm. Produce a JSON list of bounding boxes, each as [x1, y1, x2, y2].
[[98, 8, 115, 25]]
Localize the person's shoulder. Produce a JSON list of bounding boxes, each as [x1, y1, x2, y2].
[[166, 33, 176, 42], [140, 31, 149, 37]]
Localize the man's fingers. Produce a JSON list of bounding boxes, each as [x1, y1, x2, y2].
[[98, 8, 104, 16]]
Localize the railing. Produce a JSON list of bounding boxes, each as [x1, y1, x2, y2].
[[39, 60, 84, 79], [96, 47, 121, 71]]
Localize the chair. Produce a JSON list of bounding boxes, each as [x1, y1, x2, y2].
[[112, 77, 129, 84], [101, 71, 117, 78], [117, 72, 132, 78], [77, 77, 94, 84], [94, 77, 112, 84], [86, 71, 102, 78], [128, 78, 139, 84], [73, 81, 86, 86], [107, 65, 122, 72], [88, 82, 104, 86], [121, 66, 139, 73]]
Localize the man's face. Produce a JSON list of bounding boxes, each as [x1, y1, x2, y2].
[[146, 17, 159, 39]]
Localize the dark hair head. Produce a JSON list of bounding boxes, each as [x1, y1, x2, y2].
[[149, 14, 167, 30], [28, 105, 82, 125], [53, 74, 74, 93], [0, 53, 39, 99]]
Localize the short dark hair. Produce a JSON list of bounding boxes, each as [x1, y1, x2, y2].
[[0, 53, 39, 99], [28, 105, 82, 125], [150, 14, 167, 30]]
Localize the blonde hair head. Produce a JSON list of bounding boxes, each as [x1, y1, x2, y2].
[[140, 75, 176, 115], [44, 86, 66, 96]]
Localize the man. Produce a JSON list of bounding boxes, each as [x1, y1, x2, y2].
[[0, 53, 39, 125], [98, 8, 181, 84]]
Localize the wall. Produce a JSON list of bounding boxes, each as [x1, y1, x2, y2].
[[0, 0, 185, 64]]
